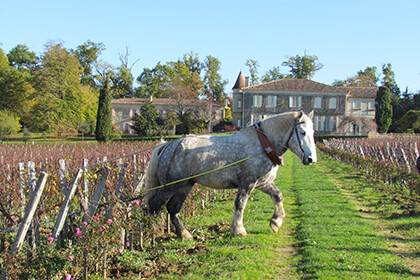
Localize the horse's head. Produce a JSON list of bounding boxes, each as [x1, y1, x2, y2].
[[288, 111, 317, 165]]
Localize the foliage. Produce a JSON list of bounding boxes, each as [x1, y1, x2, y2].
[[7, 44, 38, 71], [0, 109, 21, 136], [75, 40, 105, 87], [131, 101, 163, 137], [332, 66, 379, 87], [28, 42, 98, 132], [0, 49, 34, 117], [244, 58, 259, 85], [95, 78, 112, 142], [281, 53, 323, 79], [375, 86, 393, 133], [261, 66, 289, 82], [394, 110, 420, 133], [202, 55, 228, 104]]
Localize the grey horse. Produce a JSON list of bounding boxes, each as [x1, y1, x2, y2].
[[144, 111, 317, 239]]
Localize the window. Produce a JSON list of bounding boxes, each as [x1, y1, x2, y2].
[[267, 96, 277, 107], [237, 119, 241, 127], [252, 95, 262, 107], [326, 116, 337, 132], [251, 114, 263, 124], [289, 96, 302, 108], [314, 97, 322, 109], [368, 101, 375, 110], [329, 98, 337, 109], [352, 100, 361, 110], [314, 116, 325, 132], [237, 100, 242, 109]]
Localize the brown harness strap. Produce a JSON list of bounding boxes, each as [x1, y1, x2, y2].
[[256, 127, 283, 166]]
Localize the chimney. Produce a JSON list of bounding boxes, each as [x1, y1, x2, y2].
[[245, 77, 250, 87]]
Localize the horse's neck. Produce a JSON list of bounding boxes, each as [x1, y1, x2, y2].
[[261, 118, 294, 154]]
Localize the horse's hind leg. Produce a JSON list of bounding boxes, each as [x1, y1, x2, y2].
[[259, 182, 286, 233], [166, 184, 193, 240], [231, 184, 255, 236]]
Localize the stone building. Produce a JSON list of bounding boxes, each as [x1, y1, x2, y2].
[[111, 97, 226, 134], [231, 72, 378, 135]]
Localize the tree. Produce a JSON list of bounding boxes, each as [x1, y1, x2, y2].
[[135, 63, 174, 97], [381, 63, 400, 98], [7, 44, 38, 71], [261, 66, 289, 83], [130, 101, 163, 137], [29, 42, 97, 131], [203, 55, 228, 103], [282, 53, 323, 79], [332, 66, 378, 87], [75, 40, 105, 87], [375, 86, 393, 133], [394, 110, 420, 133], [245, 59, 259, 85], [0, 48, 33, 116], [95, 78, 112, 141]]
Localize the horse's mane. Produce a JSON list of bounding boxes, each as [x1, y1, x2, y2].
[[260, 111, 299, 142]]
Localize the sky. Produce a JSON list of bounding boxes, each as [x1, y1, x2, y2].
[[1, 0, 419, 95]]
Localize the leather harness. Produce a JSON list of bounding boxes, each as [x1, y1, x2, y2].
[[254, 121, 304, 166]]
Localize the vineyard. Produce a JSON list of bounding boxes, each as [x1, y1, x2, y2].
[[0, 141, 224, 279], [0, 138, 419, 279], [319, 136, 420, 195]]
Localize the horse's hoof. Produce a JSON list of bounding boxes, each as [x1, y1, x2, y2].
[[231, 226, 247, 236], [179, 230, 193, 240], [269, 218, 283, 233], [235, 231, 247, 237]]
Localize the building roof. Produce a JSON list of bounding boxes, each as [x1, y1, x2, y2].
[[236, 77, 377, 98], [111, 98, 225, 108], [232, 72, 246, 89]]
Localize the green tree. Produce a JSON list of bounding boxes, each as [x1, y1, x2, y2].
[[381, 63, 400, 98], [135, 63, 174, 97], [0, 109, 21, 136], [75, 40, 105, 87], [245, 59, 259, 85], [261, 66, 289, 83], [95, 78, 112, 141], [332, 66, 378, 87], [282, 53, 323, 79], [0, 48, 33, 116], [203, 55, 228, 103], [375, 86, 393, 133], [394, 110, 420, 133], [28, 42, 97, 131], [7, 44, 38, 71], [131, 101, 163, 137]]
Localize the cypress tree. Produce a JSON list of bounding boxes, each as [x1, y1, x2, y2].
[[95, 78, 112, 142], [375, 86, 393, 133]]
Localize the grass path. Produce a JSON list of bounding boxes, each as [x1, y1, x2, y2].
[[129, 151, 418, 279], [290, 152, 417, 279]]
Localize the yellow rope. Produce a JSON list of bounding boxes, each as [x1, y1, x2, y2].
[[145, 156, 252, 193]]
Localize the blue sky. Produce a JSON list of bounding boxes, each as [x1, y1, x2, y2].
[[1, 0, 419, 94]]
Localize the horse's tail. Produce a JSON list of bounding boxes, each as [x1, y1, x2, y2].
[[143, 142, 166, 212]]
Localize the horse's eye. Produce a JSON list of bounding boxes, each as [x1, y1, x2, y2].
[[301, 131, 306, 136]]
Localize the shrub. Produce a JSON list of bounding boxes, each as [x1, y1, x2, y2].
[[0, 109, 21, 136]]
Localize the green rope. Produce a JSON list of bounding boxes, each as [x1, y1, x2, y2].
[[145, 156, 252, 193]]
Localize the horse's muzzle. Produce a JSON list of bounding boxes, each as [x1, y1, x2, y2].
[[303, 156, 315, 165]]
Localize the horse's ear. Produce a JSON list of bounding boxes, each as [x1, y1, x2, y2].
[[308, 110, 314, 119], [298, 110, 304, 120]]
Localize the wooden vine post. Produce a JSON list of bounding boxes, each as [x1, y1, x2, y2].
[[10, 172, 48, 255]]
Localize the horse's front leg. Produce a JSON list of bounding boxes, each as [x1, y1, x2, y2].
[[259, 182, 286, 233], [231, 184, 255, 236], [166, 184, 193, 240]]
